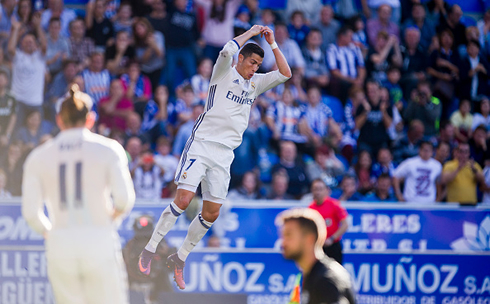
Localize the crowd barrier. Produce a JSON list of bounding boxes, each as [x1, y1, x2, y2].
[[1, 199, 489, 304]]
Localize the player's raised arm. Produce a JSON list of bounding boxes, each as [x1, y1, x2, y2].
[[261, 26, 292, 78], [108, 142, 135, 220], [22, 152, 52, 237]]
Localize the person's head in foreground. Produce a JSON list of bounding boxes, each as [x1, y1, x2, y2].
[[236, 42, 264, 80], [275, 208, 327, 265], [56, 84, 95, 131]]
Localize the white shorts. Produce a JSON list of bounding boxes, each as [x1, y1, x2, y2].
[[174, 140, 234, 200], [45, 228, 129, 304]]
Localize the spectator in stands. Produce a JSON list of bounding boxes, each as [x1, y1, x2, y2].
[[131, 152, 164, 200], [0, 142, 24, 196], [172, 102, 204, 157], [393, 141, 442, 203], [459, 40, 490, 102], [163, 0, 200, 92], [403, 81, 442, 138], [190, 58, 212, 104], [141, 85, 169, 145], [68, 18, 95, 71], [41, 0, 76, 37], [301, 29, 329, 89], [437, 4, 466, 49], [132, 17, 164, 90], [85, 0, 115, 49], [436, 120, 458, 150], [458, 26, 480, 59], [371, 147, 396, 179], [267, 169, 293, 200], [262, 22, 305, 74], [105, 30, 136, 76], [308, 178, 348, 264], [305, 86, 338, 147], [327, 26, 366, 103], [349, 15, 368, 57], [173, 84, 196, 127], [113, 2, 133, 34], [14, 110, 53, 153], [477, 8, 490, 57], [286, 0, 321, 24], [46, 17, 70, 76], [441, 142, 484, 205], [364, 173, 397, 202], [450, 99, 473, 142], [469, 125, 489, 168], [472, 97, 490, 133], [355, 79, 392, 157], [121, 61, 152, 117], [0, 70, 15, 153], [435, 141, 451, 165], [393, 119, 425, 164], [0, 169, 11, 198], [16, 0, 35, 37], [146, 0, 165, 35], [99, 79, 134, 132], [403, 3, 436, 52], [385, 67, 404, 111], [482, 157, 490, 205], [425, 0, 451, 26], [428, 29, 460, 119], [271, 141, 309, 199], [125, 111, 149, 147], [365, 31, 402, 83], [196, 0, 241, 62], [8, 14, 47, 128], [266, 87, 308, 145], [316, 5, 340, 50], [82, 52, 111, 109], [366, 4, 400, 47], [154, 136, 178, 195], [287, 10, 310, 47], [331, 174, 364, 201], [400, 27, 428, 98], [361, 0, 401, 23], [45, 59, 77, 121], [354, 150, 374, 194], [0, 0, 17, 39], [228, 171, 263, 200], [126, 136, 142, 171], [306, 144, 346, 189]]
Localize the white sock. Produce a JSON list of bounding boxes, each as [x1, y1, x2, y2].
[[177, 212, 213, 261], [145, 202, 183, 253]]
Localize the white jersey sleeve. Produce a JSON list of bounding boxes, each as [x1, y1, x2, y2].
[[22, 149, 53, 236], [255, 70, 291, 96], [393, 159, 411, 179], [108, 140, 135, 214], [211, 40, 240, 82]]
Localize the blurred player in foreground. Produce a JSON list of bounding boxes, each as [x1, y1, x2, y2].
[[22, 85, 135, 304], [139, 24, 292, 289], [276, 208, 356, 304]]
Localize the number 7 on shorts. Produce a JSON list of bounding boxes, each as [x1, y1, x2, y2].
[[185, 159, 197, 171]]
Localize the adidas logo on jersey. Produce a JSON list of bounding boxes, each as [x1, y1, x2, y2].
[[233, 79, 239, 84]]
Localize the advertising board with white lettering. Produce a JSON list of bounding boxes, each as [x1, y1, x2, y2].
[[0, 250, 489, 304], [2, 203, 489, 253]]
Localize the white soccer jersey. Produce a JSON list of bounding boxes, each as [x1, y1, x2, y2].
[[193, 40, 290, 150], [22, 128, 135, 235], [393, 156, 442, 203]]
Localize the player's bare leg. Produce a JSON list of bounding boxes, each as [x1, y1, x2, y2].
[[138, 188, 195, 274], [168, 200, 222, 289]]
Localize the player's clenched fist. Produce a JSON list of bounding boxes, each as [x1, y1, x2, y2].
[[248, 24, 264, 36]]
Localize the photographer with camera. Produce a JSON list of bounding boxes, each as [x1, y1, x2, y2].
[[403, 81, 442, 138]]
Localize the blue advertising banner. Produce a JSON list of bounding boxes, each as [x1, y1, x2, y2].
[[1, 202, 490, 253], [0, 249, 488, 304]]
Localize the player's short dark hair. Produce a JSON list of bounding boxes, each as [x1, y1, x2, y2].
[[239, 43, 264, 59], [285, 217, 319, 241]]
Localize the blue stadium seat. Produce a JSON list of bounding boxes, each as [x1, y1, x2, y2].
[[322, 95, 344, 123]]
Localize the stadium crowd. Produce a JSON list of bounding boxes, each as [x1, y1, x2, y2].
[[2, 0, 490, 205]]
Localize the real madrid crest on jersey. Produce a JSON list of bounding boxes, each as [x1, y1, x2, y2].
[[182, 172, 187, 179], [251, 82, 256, 90]]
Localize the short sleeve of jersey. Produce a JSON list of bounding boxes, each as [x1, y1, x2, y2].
[[393, 159, 410, 179], [254, 70, 290, 96], [335, 202, 348, 222]]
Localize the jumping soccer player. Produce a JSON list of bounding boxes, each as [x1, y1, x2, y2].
[[22, 85, 135, 303], [139, 24, 291, 289], [276, 208, 356, 304]]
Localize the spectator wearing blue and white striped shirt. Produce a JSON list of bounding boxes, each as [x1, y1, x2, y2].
[[82, 52, 110, 112], [304, 86, 340, 146], [327, 26, 366, 102]]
